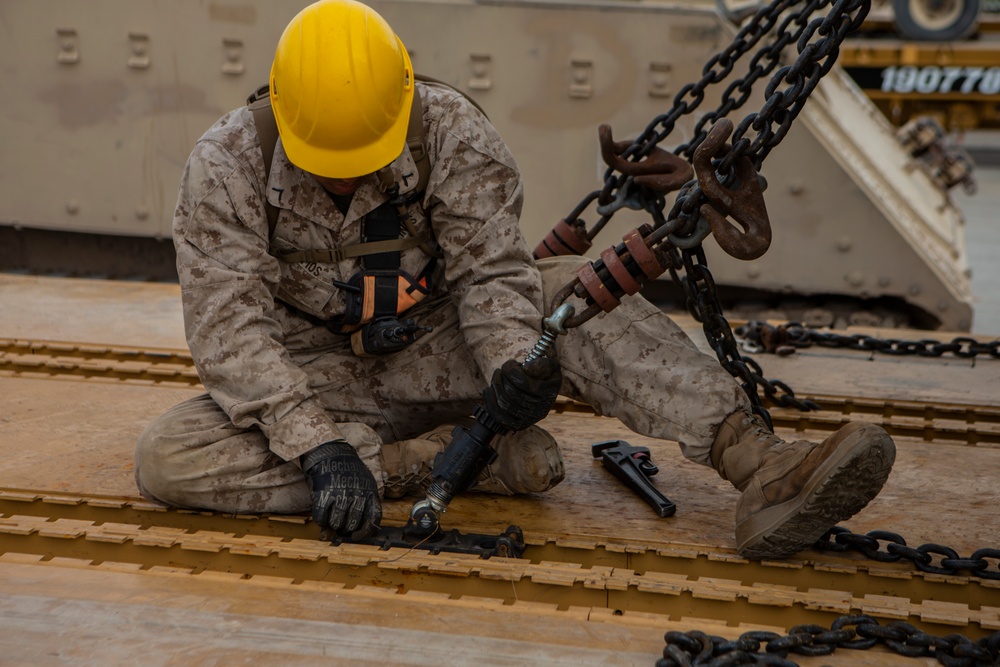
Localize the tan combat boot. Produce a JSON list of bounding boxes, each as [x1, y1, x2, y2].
[[379, 423, 565, 499], [711, 410, 895, 559]]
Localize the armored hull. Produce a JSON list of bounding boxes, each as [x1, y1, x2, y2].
[[0, 0, 976, 330]]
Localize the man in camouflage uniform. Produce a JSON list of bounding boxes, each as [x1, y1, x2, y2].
[[135, 0, 895, 559]]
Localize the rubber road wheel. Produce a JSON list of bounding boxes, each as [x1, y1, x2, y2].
[[892, 0, 981, 40]]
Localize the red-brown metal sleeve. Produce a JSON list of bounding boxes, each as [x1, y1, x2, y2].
[[601, 247, 642, 296], [533, 219, 593, 259], [577, 262, 621, 313], [622, 228, 666, 279]]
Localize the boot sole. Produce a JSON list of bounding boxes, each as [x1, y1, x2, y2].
[[736, 424, 895, 560]]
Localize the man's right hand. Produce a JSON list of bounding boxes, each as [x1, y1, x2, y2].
[[301, 440, 382, 539]]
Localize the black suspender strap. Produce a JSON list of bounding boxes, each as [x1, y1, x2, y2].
[[363, 202, 405, 321], [247, 85, 281, 238], [363, 202, 403, 271]]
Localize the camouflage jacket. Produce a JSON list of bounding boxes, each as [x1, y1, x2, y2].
[[173, 82, 544, 462]]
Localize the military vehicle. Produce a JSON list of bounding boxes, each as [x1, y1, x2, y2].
[[841, 0, 1000, 131], [1, 1, 999, 663], [0, 0, 978, 331], [885, 0, 984, 40]]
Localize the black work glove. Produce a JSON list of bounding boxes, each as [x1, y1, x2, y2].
[[301, 440, 382, 540], [482, 356, 562, 432]]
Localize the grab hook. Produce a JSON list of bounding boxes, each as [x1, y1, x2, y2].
[[692, 119, 772, 261], [599, 124, 693, 197]]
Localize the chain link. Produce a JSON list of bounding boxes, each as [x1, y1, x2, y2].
[[540, 7, 1000, 661], [653, 0, 868, 417], [814, 526, 1000, 580], [667, 246, 821, 429], [556, 0, 871, 416], [590, 0, 870, 215], [657, 615, 1000, 666], [654, 529, 1000, 665], [737, 321, 1000, 359]]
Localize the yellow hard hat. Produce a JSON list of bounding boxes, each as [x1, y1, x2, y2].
[[270, 0, 414, 178]]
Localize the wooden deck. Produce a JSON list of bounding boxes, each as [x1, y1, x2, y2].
[[1, 273, 998, 666]]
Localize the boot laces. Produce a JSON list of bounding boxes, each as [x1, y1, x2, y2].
[[744, 415, 783, 446], [383, 463, 432, 494]]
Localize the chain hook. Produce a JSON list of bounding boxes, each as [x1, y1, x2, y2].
[[598, 124, 693, 195], [692, 118, 772, 261]]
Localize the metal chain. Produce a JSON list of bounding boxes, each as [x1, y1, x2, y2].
[[540, 9, 1000, 661], [737, 321, 1000, 359], [594, 0, 869, 219], [654, 530, 1000, 666], [814, 526, 1000, 580], [557, 0, 871, 418], [658, 0, 868, 418], [657, 615, 1000, 666], [668, 246, 820, 429], [543, 9, 999, 663], [608, 0, 853, 172]]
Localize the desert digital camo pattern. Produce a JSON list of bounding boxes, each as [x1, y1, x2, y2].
[[135, 83, 748, 514]]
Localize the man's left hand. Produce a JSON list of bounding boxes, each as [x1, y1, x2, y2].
[[483, 356, 562, 432]]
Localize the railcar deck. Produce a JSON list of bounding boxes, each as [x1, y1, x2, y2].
[[1, 273, 998, 666]]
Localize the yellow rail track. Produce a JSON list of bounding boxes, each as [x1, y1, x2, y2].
[[5, 338, 1000, 446], [0, 338, 201, 387], [557, 397, 1000, 447], [0, 488, 997, 639], [3, 338, 998, 647]]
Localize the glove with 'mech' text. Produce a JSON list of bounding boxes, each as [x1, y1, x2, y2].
[[301, 440, 382, 540], [482, 356, 562, 432]]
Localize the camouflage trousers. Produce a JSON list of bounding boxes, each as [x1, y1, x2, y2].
[[134, 256, 749, 513]]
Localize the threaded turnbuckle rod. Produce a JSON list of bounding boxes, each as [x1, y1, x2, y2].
[[525, 303, 575, 363]]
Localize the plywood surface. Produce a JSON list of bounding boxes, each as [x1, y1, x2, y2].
[[0, 557, 938, 667], [1, 375, 995, 556], [2, 274, 997, 666]]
